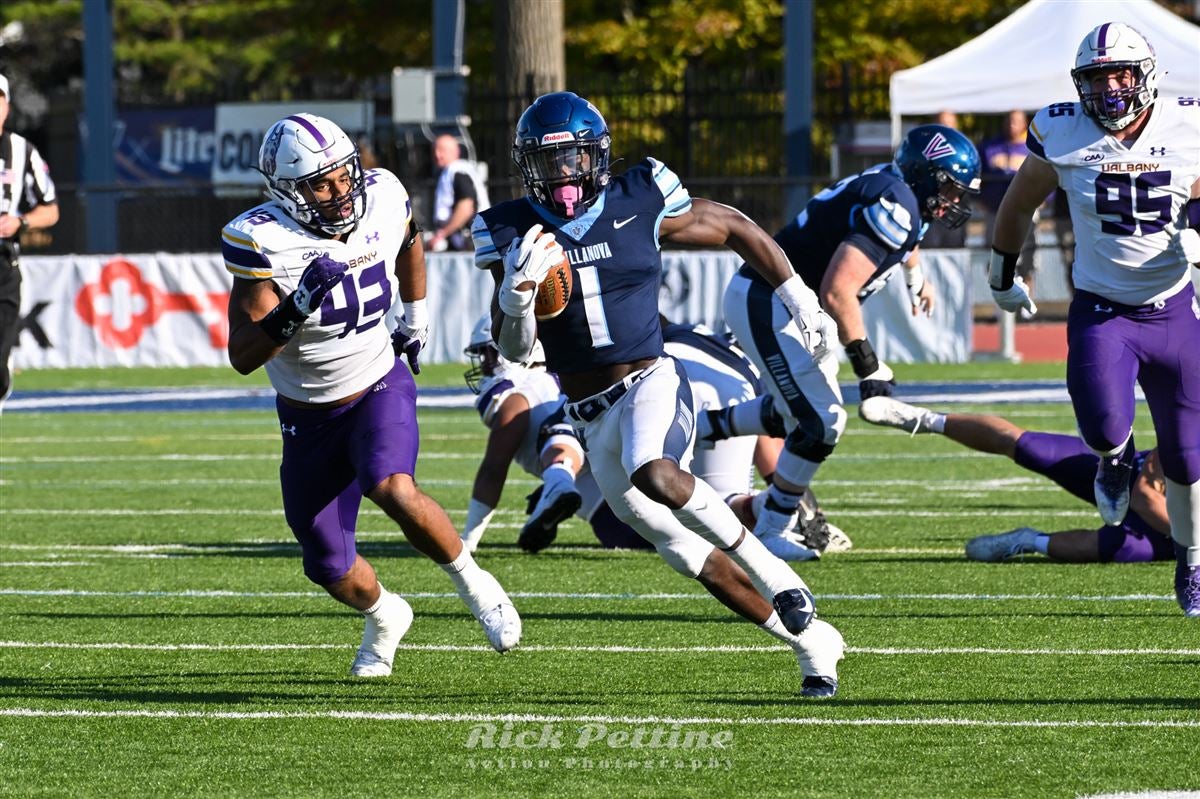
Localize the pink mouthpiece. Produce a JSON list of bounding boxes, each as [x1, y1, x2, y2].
[[553, 184, 583, 217]]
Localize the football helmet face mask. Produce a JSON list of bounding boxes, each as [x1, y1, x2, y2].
[[259, 113, 366, 236], [1071, 23, 1158, 131], [512, 92, 611, 219], [893, 124, 982, 230], [463, 312, 547, 394]]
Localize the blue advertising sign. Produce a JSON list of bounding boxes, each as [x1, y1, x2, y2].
[[113, 107, 216, 184]]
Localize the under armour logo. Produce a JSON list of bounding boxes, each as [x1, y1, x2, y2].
[[1149, 146, 1167, 156], [365, 231, 380, 243], [1094, 304, 1113, 314], [281, 424, 297, 436], [373, 381, 388, 392]]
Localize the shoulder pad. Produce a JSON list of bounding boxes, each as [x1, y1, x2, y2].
[[647, 157, 691, 216], [861, 194, 917, 251]]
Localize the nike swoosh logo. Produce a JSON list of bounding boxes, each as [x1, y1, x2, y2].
[[613, 216, 638, 229]]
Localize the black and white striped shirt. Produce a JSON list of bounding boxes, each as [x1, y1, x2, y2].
[[1, 129, 56, 230]]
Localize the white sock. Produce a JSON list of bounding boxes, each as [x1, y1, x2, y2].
[[461, 498, 495, 551], [758, 610, 800, 646], [1166, 477, 1200, 566], [541, 462, 577, 493], [441, 548, 507, 613], [672, 479, 808, 599], [925, 411, 947, 434]]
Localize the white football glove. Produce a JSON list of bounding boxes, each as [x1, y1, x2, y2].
[[498, 224, 565, 318], [1172, 228, 1200, 266], [991, 276, 1038, 316], [774, 275, 830, 359]]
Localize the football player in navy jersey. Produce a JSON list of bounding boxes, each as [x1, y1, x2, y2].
[[222, 114, 522, 678], [473, 91, 845, 697], [709, 124, 981, 550], [987, 23, 1200, 615]]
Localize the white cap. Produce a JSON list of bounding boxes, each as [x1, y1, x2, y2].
[[0, 74, 8, 99]]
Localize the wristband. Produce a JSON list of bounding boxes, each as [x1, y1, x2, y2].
[[988, 248, 1019, 291], [904, 264, 925, 294], [401, 299, 428, 329], [259, 294, 308, 345], [845, 338, 879, 379]]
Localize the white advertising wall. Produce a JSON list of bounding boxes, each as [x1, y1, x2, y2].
[[12, 251, 974, 370]]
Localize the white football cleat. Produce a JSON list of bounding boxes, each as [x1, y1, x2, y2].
[[479, 602, 522, 653], [859, 396, 938, 434], [792, 618, 845, 698], [964, 527, 1042, 562], [350, 594, 414, 677]]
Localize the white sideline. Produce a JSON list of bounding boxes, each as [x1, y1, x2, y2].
[[2, 640, 1199, 657], [2, 707, 1198, 729], [0, 588, 1177, 601]]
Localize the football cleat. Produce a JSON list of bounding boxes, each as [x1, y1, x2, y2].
[[479, 602, 523, 652], [350, 594, 414, 677], [797, 504, 853, 553], [964, 527, 1043, 562], [792, 618, 845, 699], [1175, 543, 1200, 618], [1094, 444, 1135, 526], [518, 480, 582, 553], [773, 587, 817, 635], [858, 396, 939, 434]]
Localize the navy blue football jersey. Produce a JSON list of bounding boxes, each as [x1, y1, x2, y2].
[[473, 158, 691, 375], [762, 164, 926, 303]]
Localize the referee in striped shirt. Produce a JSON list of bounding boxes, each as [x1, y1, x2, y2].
[[0, 73, 58, 407]]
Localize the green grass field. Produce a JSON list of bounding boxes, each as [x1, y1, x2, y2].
[[1, 365, 1198, 798]]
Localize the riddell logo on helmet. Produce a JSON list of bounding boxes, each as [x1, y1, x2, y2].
[[540, 132, 575, 145]]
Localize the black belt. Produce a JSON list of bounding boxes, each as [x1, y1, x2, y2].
[[565, 362, 659, 424]]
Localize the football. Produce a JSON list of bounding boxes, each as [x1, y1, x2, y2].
[[534, 255, 573, 320]]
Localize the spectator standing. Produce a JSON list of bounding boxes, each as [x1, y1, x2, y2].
[[427, 134, 489, 252], [979, 110, 1040, 313]]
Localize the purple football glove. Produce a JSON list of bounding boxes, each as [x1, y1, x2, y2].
[[392, 317, 429, 375], [292, 255, 347, 316]]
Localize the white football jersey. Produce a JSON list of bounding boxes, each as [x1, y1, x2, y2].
[[221, 169, 412, 402], [1028, 97, 1200, 305]]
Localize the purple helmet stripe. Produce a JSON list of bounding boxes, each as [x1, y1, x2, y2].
[[286, 114, 329, 148], [1096, 22, 1111, 56]]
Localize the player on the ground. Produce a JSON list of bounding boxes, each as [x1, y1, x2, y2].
[[986, 23, 1200, 615], [709, 124, 981, 549], [861, 397, 1172, 563], [222, 114, 521, 677], [473, 91, 845, 697]]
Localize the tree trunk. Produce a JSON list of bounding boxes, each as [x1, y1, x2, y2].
[[496, 0, 565, 118]]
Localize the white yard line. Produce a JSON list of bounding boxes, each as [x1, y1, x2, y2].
[[0, 707, 1196, 729], [1, 640, 1196, 657], [0, 588, 1175, 602]]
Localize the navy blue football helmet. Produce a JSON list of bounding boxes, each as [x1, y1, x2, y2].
[[512, 91, 611, 218], [894, 124, 981, 230]]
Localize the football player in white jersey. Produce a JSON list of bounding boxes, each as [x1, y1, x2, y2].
[[987, 23, 1200, 615], [221, 114, 522, 676]]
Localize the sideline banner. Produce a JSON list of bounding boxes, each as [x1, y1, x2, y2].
[[13, 251, 974, 370]]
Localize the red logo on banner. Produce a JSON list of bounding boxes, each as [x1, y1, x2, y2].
[[74, 258, 229, 350]]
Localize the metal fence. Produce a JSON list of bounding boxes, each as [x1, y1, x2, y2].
[[30, 65, 893, 255]]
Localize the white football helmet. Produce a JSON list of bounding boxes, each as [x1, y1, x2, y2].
[[463, 311, 547, 394], [258, 113, 366, 235], [1071, 22, 1159, 131]]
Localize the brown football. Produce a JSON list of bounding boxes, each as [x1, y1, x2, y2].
[[534, 254, 573, 320]]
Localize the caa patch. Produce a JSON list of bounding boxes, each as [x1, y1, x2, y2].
[[862, 196, 914, 251]]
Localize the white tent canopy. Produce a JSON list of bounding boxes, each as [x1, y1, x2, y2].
[[889, 0, 1200, 142]]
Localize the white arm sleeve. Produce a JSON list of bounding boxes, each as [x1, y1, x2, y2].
[[496, 312, 538, 364]]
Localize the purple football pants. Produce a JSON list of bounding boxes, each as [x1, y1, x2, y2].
[[276, 360, 420, 585], [1066, 286, 1200, 485], [1015, 431, 1173, 562]]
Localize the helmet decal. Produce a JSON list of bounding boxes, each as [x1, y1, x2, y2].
[[921, 133, 956, 161]]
